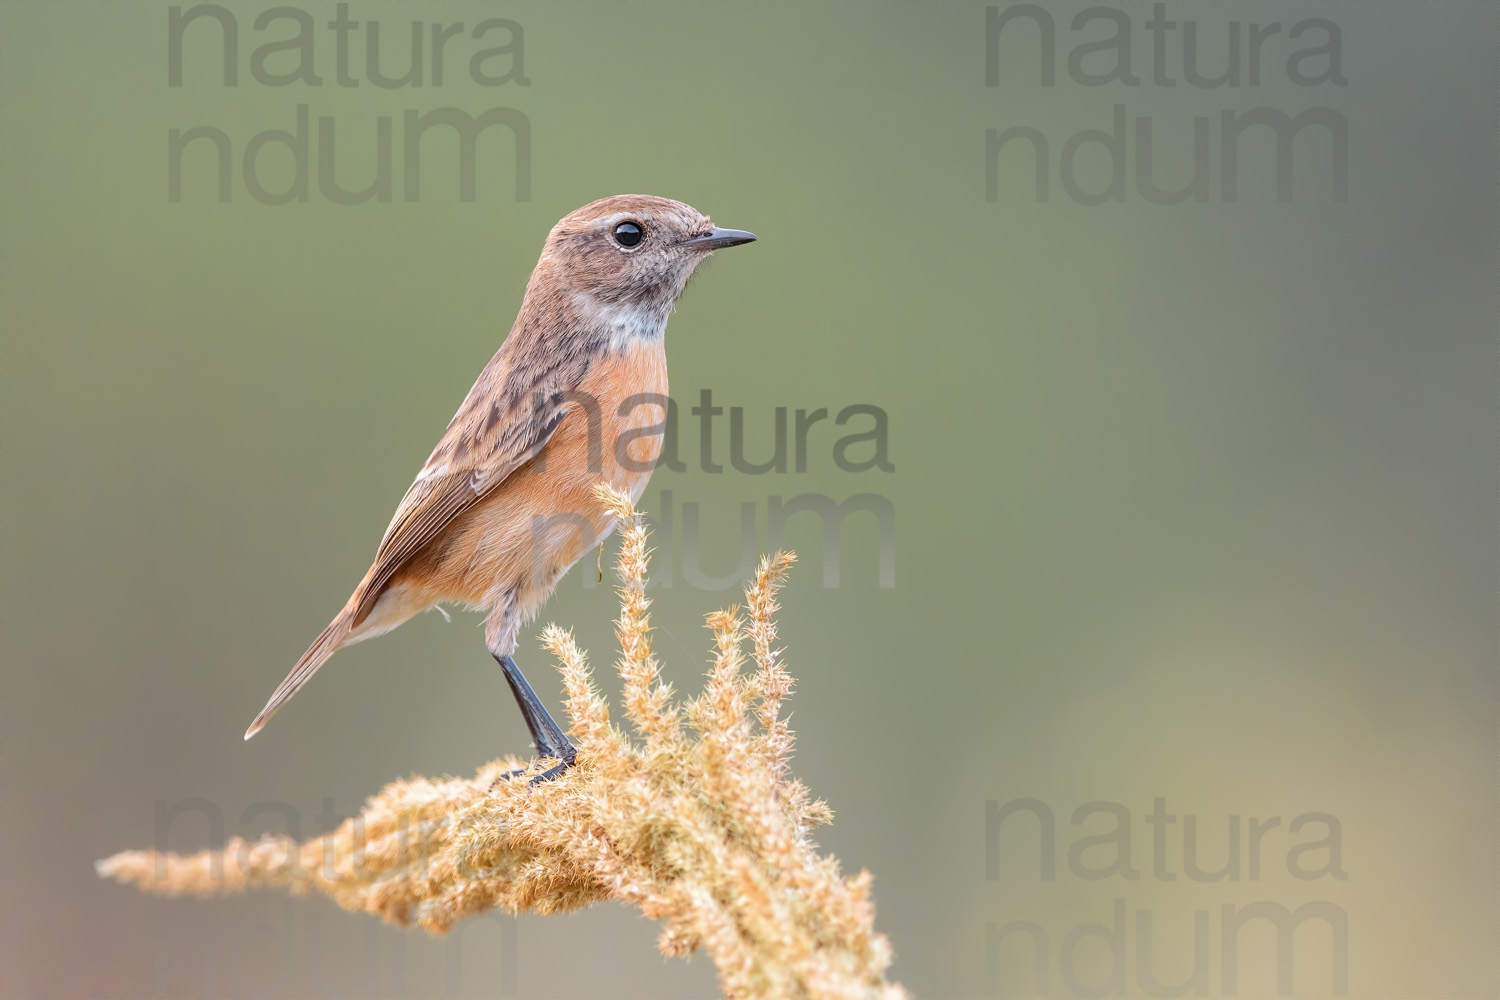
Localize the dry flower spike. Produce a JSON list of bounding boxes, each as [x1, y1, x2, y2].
[[98, 483, 907, 1000]]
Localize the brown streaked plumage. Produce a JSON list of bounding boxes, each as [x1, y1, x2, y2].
[[244, 195, 758, 772]]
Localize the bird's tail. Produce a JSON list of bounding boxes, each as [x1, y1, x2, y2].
[[243, 611, 351, 740]]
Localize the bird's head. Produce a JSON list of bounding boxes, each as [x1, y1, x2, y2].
[[538, 194, 757, 316]]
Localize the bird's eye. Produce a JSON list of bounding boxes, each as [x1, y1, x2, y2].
[[612, 221, 643, 248]]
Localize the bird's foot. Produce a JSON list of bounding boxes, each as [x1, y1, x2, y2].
[[489, 744, 577, 789]]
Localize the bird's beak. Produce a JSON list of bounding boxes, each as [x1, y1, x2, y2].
[[679, 227, 758, 251]]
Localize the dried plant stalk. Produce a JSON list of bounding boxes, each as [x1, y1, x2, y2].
[[98, 484, 905, 1000]]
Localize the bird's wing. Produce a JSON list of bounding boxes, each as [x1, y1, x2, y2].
[[348, 377, 571, 628]]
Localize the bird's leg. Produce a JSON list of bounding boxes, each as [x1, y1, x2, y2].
[[493, 653, 576, 786], [485, 604, 576, 786]]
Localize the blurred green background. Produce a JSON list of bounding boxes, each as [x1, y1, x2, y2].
[[3, 2, 1495, 997]]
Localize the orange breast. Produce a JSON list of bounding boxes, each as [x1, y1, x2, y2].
[[400, 340, 668, 614]]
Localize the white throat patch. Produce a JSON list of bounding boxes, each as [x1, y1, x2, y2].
[[572, 292, 670, 352]]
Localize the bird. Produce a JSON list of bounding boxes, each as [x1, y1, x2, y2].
[[243, 194, 758, 781]]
